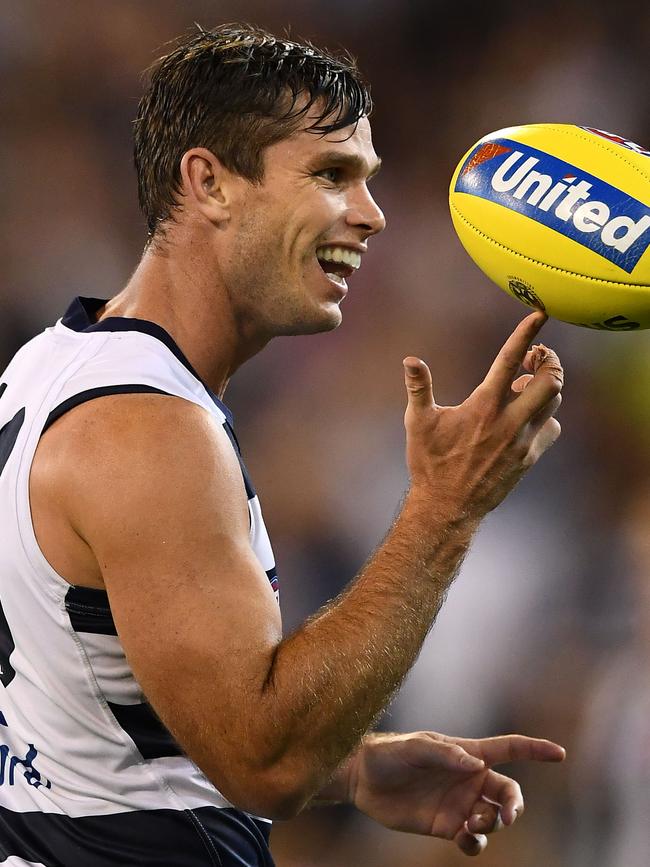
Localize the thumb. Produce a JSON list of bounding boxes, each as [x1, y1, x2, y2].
[[403, 356, 436, 411]]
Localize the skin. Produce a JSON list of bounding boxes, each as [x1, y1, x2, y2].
[[29, 108, 565, 857]]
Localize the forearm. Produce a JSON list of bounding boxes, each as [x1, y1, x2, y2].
[[257, 489, 478, 801]]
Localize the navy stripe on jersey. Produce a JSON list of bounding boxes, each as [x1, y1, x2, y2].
[[222, 422, 255, 499], [0, 408, 25, 478], [61, 297, 234, 426], [65, 585, 117, 636], [66, 586, 182, 759], [106, 700, 183, 760], [0, 804, 274, 866], [43, 384, 172, 435], [0, 597, 17, 688]]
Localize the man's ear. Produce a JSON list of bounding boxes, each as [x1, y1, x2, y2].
[[179, 148, 241, 226]]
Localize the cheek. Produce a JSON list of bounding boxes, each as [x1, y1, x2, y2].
[[293, 198, 341, 254], [232, 207, 281, 264]]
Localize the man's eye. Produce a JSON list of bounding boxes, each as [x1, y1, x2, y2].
[[316, 167, 341, 183]]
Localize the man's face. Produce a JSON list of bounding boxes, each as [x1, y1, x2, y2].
[[222, 113, 385, 338]]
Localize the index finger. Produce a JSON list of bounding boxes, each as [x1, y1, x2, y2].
[[481, 312, 547, 396], [465, 735, 566, 767]]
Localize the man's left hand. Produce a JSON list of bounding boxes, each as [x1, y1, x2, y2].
[[340, 731, 565, 856]]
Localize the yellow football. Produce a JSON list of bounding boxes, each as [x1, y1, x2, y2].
[[449, 124, 650, 330]]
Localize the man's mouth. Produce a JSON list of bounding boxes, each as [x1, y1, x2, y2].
[[316, 245, 362, 289]]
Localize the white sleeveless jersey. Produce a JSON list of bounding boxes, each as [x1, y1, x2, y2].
[[0, 297, 278, 866]]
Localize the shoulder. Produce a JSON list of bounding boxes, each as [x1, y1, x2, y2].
[[33, 392, 249, 549], [41, 391, 233, 466]]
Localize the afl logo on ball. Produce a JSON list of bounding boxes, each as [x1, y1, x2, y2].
[[508, 278, 545, 310]]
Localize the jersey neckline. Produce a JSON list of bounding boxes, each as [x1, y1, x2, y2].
[[60, 296, 234, 426]]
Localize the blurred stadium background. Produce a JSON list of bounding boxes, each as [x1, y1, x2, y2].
[[2, 1, 650, 865]]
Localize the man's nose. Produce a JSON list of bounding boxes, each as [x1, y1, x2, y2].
[[346, 186, 386, 237]]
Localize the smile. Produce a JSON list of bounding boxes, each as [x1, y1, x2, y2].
[[315, 245, 361, 291], [316, 245, 362, 270]]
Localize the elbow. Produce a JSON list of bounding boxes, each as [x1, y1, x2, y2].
[[255, 785, 310, 821], [216, 762, 319, 821]]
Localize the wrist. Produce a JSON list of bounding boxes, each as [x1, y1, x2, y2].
[[312, 737, 371, 806], [401, 486, 479, 539]]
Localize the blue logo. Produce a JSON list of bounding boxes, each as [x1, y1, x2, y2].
[[0, 742, 52, 789], [0, 711, 52, 790], [454, 138, 650, 273]]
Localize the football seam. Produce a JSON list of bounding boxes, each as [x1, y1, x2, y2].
[[450, 203, 650, 288], [500, 123, 650, 183], [541, 124, 650, 184]]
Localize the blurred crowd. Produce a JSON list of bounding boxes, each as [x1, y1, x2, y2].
[[2, 1, 650, 864]]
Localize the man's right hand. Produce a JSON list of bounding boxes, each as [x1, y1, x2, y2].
[[403, 311, 563, 521]]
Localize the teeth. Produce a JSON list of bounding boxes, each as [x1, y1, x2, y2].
[[324, 272, 347, 288], [316, 246, 361, 269]]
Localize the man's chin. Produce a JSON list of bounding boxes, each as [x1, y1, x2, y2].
[[276, 303, 343, 336]]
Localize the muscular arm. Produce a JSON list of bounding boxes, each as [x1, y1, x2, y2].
[[37, 313, 562, 819]]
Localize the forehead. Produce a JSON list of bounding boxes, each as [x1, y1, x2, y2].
[[267, 114, 379, 172]]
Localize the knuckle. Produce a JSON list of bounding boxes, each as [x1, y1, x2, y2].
[[450, 744, 467, 761], [497, 352, 521, 377], [406, 383, 430, 397], [538, 375, 563, 399], [499, 351, 520, 372]]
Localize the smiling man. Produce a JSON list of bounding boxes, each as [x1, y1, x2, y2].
[[0, 24, 565, 866]]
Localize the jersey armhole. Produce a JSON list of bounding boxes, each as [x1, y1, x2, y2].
[[42, 384, 173, 435]]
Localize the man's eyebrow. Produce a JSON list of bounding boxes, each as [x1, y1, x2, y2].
[[311, 151, 382, 179]]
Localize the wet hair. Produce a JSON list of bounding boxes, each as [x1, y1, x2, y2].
[[133, 23, 372, 239]]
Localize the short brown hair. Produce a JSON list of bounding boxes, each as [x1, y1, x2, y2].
[[134, 23, 372, 239]]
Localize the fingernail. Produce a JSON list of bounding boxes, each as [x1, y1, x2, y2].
[[404, 363, 420, 376]]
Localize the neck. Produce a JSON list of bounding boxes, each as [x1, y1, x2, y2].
[[99, 243, 270, 398]]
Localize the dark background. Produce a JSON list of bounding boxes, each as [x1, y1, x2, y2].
[[2, 2, 650, 864]]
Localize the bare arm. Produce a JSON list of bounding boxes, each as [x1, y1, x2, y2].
[[42, 312, 562, 819]]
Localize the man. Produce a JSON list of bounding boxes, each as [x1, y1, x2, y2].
[[0, 24, 564, 866]]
